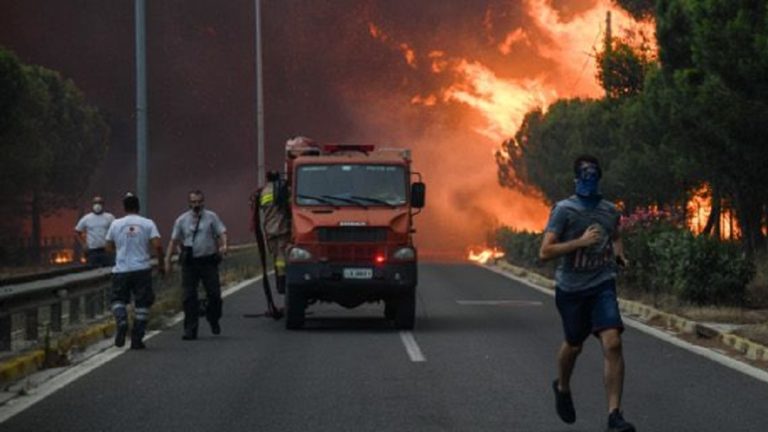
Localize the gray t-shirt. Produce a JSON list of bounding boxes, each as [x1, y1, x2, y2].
[[171, 209, 226, 257], [75, 212, 115, 249], [544, 195, 621, 292]]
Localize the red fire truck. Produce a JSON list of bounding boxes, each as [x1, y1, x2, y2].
[[281, 138, 425, 329]]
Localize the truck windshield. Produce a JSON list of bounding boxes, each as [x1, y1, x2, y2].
[[296, 164, 407, 207]]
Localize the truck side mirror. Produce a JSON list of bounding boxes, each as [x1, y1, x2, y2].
[[411, 182, 426, 208]]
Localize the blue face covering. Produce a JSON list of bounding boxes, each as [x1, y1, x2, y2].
[[575, 164, 600, 197]]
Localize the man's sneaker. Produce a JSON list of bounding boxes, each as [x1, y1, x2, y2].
[[606, 409, 636, 432], [552, 379, 576, 424], [114, 321, 128, 347], [182, 333, 197, 341], [210, 321, 221, 335], [130, 340, 146, 350]]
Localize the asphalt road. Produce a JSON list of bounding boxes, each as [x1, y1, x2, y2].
[[3, 263, 768, 431]]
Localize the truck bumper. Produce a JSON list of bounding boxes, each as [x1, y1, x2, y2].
[[286, 261, 417, 305]]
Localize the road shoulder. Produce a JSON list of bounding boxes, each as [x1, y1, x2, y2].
[[483, 260, 768, 381]]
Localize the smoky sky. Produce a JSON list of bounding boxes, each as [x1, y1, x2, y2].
[[0, 0, 598, 247]]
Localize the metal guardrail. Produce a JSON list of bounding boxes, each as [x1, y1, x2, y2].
[[0, 264, 92, 288], [0, 244, 260, 353]]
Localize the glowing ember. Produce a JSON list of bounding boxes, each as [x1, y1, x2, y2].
[[468, 247, 505, 264], [50, 249, 75, 265]]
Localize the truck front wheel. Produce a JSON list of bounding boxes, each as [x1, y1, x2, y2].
[[394, 287, 415, 330], [384, 300, 396, 320], [285, 285, 306, 329]]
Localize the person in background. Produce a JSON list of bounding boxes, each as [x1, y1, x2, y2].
[[74, 195, 115, 267], [105, 193, 164, 349], [259, 171, 290, 294], [165, 190, 228, 340]]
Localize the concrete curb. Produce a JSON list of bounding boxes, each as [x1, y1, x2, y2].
[[493, 260, 768, 363], [0, 321, 117, 386], [0, 351, 44, 384]]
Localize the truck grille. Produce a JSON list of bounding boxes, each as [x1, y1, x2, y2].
[[324, 244, 383, 262], [317, 227, 387, 243]]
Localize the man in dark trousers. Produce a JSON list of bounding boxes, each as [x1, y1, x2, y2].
[[105, 193, 164, 349], [539, 155, 635, 432], [165, 190, 228, 340]]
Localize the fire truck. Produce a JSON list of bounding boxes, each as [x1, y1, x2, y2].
[[279, 138, 425, 329]]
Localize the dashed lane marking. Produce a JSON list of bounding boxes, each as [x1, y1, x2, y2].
[[456, 300, 542, 307], [400, 331, 426, 362]]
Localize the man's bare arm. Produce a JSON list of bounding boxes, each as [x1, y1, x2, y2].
[[218, 232, 229, 255], [105, 240, 115, 254], [539, 226, 601, 261], [74, 230, 87, 250], [151, 237, 165, 276], [165, 239, 179, 262]]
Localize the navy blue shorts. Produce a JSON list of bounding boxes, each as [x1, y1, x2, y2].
[[555, 278, 624, 346]]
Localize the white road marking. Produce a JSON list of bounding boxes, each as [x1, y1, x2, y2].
[[479, 264, 768, 384], [623, 317, 768, 383], [399, 331, 426, 362], [481, 265, 555, 297], [456, 300, 542, 306], [0, 274, 264, 424]]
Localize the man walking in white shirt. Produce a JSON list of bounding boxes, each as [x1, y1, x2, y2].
[[105, 193, 165, 349]]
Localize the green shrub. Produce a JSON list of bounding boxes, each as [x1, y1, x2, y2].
[[496, 220, 755, 307], [647, 230, 754, 306], [620, 220, 680, 296], [495, 227, 554, 276]]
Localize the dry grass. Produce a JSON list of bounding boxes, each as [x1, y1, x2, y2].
[[670, 306, 768, 325], [734, 323, 768, 347], [746, 252, 768, 308]]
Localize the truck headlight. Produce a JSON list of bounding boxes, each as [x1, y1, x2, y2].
[[288, 247, 312, 261], [393, 247, 415, 260]]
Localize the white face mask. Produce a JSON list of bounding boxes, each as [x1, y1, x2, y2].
[[93, 203, 103, 214]]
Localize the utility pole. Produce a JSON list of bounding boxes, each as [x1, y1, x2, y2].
[[135, 0, 148, 215], [255, 0, 265, 188]]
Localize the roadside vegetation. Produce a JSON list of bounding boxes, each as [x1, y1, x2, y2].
[[497, 0, 768, 255], [0, 47, 109, 266]]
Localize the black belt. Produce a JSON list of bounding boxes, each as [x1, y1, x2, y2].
[[189, 253, 221, 265]]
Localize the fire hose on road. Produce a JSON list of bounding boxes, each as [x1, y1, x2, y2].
[[248, 190, 283, 320]]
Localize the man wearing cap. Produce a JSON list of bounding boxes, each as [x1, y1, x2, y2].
[[105, 193, 164, 349], [74, 195, 115, 267]]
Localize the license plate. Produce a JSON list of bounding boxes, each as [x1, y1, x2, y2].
[[343, 268, 373, 279]]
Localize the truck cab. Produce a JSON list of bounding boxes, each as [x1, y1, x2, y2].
[[283, 142, 425, 329]]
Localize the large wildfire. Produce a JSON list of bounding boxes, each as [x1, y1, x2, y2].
[[361, 0, 653, 260], [3, 0, 657, 266]]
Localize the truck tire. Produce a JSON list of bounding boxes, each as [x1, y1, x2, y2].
[[394, 287, 415, 330], [384, 300, 396, 320], [285, 285, 306, 330]]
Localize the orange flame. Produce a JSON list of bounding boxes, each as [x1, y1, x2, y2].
[[468, 246, 505, 264], [50, 249, 75, 265], [687, 184, 741, 239], [363, 0, 655, 254]]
